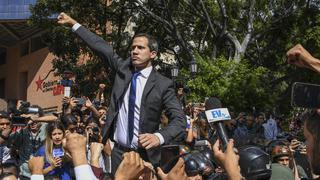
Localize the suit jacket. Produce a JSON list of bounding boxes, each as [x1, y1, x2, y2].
[[75, 26, 186, 163]]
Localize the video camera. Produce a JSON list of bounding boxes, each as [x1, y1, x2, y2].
[[18, 101, 40, 114], [10, 101, 41, 126]]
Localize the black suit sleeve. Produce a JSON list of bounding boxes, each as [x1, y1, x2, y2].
[[74, 26, 122, 71], [158, 80, 186, 144]]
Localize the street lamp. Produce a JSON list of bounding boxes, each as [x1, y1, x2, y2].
[[171, 65, 179, 89], [171, 65, 179, 78], [189, 59, 197, 77]]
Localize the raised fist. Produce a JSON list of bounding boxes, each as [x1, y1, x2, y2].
[[57, 12, 77, 26]]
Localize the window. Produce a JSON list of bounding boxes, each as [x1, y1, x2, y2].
[[20, 41, 29, 56], [0, 78, 5, 98], [0, 48, 6, 65], [31, 35, 46, 53]]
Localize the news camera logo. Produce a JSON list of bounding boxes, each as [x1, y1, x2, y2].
[[205, 108, 231, 123]]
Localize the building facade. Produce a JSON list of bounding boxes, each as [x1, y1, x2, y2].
[[0, 0, 63, 112]]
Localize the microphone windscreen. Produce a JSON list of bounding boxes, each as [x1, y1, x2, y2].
[[205, 97, 222, 110]]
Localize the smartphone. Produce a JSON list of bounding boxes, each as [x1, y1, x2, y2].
[[291, 82, 320, 108], [64, 87, 71, 98], [194, 140, 209, 147], [74, 98, 86, 105], [160, 145, 180, 173], [53, 148, 64, 158]]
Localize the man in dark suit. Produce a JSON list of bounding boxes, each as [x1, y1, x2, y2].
[[57, 13, 186, 175]]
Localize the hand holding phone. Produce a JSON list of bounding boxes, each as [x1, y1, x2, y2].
[[53, 148, 64, 158]]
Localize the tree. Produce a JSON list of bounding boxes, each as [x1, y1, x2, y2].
[[185, 55, 282, 113], [29, 0, 320, 114]]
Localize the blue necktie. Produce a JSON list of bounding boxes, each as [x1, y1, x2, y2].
[[128, 71, 140, 145]]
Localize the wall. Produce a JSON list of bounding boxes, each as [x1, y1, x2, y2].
[[0, 41, 63, 112]]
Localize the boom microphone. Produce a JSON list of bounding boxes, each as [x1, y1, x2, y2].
[[205, 97, 231, 151]]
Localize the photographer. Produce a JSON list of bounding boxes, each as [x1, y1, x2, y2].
[[0, 111, 19, 180], [272, 144, 308, 179], [0, 111, 16, 165], [0, 105, 56, 179]]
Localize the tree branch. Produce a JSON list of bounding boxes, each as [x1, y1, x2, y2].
[[132, 0, 195, 64], [240, 0, 255, 53], [199, 0, 217, 37], [217, 0, 228, 36]]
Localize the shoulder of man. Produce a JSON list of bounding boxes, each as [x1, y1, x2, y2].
[[153, 70, 173, 85]]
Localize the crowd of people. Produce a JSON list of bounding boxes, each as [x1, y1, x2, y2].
[[0, 12, 320, 180]]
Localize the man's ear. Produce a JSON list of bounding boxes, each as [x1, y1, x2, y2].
[[150, 51, 157, 59]]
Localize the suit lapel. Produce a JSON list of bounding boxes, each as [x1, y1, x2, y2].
[[114, 60, 134, 108], [139, 69, 156, 131], [141, 68, 156, 103]]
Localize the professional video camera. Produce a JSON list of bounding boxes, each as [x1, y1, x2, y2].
[[10, 101, 41, 126], [160, 145, 216, 176], [18, 101, 40, 114]]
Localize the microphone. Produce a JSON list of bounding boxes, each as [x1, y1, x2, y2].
[[204, 97, 231, 151]]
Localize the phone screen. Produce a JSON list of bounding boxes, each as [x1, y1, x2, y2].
[[160, 145, 180, 173], [64, 87, 71, 98], [291, 82, 320, 108], [53, 148, 64, 158]]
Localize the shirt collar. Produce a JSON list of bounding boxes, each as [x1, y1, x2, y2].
[[138, 66, 153, 78]]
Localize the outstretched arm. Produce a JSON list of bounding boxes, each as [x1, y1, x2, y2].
[[57, 12, 122, 72], [287, 44, 320, 73]]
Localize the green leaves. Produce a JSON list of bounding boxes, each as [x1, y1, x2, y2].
[[28, 0, 320, 115], [186, 56, 278, 112]]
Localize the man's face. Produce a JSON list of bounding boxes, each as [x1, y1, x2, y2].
[[0, 118, 11, 131], [276, 156, 290, 167], [256, 115, 264, 124], [225, 120, 236, 131], [304, 123, 320, 174], [246, 116, 255, 127], [98, 109, 106, 116], [130, 37, 156, 70], [29, 121, 40, 132]]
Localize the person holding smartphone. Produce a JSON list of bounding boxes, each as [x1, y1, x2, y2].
[[35, 122, 72, 180]]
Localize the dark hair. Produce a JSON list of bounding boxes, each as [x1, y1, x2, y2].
[[0, 162, 18, 178], [46, 121, 65, 138], [304, 110, 320, 174], [84, 116, 98, 127], [61, 114, 77, 128], [133, 33, 159, 53], [98, 106, 108, 112]]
